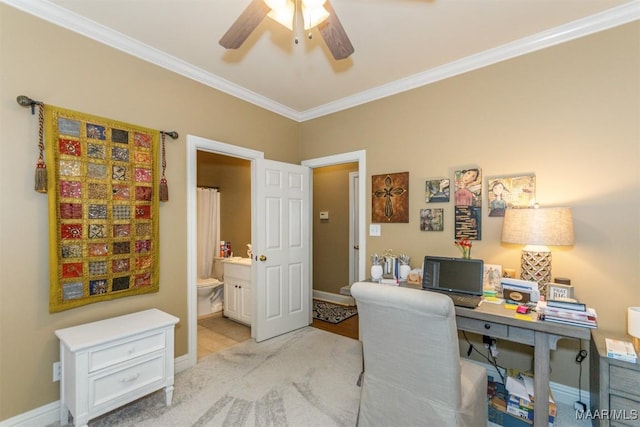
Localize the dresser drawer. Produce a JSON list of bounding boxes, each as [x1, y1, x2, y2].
[[610, 395, 640, 427], [610, 365, 640, 399], [90, 352, 165, 410], [89, 330, 166, 372]]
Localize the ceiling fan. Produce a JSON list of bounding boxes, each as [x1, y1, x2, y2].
[[219, 0, 354, 60]]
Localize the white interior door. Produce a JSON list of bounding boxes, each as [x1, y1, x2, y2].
[[254, 159, 311, 342], [349, 172, 359, 285]]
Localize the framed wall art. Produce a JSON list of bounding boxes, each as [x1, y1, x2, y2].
[[454, 167, 482, 240], [372, 172, 409, 223], [420, 208, 444, 231], [487, 174, 536, 217], [425, 178, 450, 203]]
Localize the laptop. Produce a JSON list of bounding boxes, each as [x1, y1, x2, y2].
[[422, 256, 484, 309]]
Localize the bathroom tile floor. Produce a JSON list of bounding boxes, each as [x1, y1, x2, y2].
[[197, 312, 251, 360]]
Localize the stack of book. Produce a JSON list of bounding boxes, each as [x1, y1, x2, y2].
[[536, 300, 598, 328]]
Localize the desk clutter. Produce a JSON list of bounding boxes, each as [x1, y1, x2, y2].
[[536, 300, 598, 328], [605, 337, 638, 363], [488, 370, 557, 427]]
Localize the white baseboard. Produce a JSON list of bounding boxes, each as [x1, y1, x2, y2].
[[0, 354, 193, 427], [313, 290, 355, 306]]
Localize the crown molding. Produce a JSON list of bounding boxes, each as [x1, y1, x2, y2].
[[2, 0, 639, 122], [299, 1, 640, 121]]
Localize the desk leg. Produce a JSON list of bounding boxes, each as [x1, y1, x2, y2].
[[534, 332, 551, 427]]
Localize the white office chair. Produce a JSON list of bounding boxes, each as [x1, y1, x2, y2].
[[351, 281, 487, 427]]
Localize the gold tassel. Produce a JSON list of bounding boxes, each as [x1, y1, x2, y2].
[[35, 102, 47, 193], [159, 131, 169, 202], [35, 158, 47, 193], [159, 177, 169, 202]]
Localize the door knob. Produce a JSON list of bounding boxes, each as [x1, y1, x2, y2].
[[259, 255, 267, 261]]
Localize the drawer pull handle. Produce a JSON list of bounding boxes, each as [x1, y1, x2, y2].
[[484, 323, 491, 330], [120, 373, 140, 383]]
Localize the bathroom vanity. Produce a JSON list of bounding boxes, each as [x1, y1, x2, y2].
[[223, 258, 252, 325], [55, 309, 179, 427]]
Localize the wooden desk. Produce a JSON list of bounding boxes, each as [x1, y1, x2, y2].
[[455, 301, 591, 427], [401, 282, 592, 427]]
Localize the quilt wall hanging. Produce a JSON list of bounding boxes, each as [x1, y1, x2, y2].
[[43, 105, 162, 312]]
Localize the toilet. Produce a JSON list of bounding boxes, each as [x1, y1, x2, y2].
[[197, 257, 225, 318]]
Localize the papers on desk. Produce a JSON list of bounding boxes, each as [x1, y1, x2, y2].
[[536, 301, 598, 328], [605, 338, 638, 363]]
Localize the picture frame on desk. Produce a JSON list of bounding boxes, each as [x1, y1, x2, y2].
[[546, 282, 574, 301]]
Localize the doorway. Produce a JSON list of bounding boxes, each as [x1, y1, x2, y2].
[[187, 136, 366, 367], [310, 162, 359, 303]]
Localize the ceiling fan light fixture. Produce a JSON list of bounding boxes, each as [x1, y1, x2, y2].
[[301, 2, 329, 30], [265, 0, 295, 30]]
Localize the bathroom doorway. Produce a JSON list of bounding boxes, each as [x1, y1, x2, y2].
[[194, 149, 255, 361], [187, 137, 366, 365]]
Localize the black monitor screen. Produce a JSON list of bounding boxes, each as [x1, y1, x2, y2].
[[422, 256, 484, 296]]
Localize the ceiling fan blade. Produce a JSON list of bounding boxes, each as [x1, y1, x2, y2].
[[219, 0, 270, 49], [317, 0, 354, 60]]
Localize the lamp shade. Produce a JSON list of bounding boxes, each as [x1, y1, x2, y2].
[[629, 307, 640, 339], [501, 207, 574, 246]]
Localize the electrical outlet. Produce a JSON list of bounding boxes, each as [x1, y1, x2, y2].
[[53, 361, 61, 382]]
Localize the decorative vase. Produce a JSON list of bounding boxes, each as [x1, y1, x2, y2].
[[371, 264, 383, 281], [461, 247, 471, 259], [399, 264, 411, 281]]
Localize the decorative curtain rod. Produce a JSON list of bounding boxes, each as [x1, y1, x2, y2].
[[17, 95, 179, 199], [198, 185, 220, 190], [17, 95, 180, 139]]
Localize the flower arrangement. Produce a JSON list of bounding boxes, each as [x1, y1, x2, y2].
[[454, 238, 472, 259]]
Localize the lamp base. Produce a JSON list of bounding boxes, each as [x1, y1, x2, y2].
[[520, 249, 552, 294]]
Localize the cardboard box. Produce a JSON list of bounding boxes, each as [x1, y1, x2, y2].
[[504, 370, 556, 425], [506, 394, 556, 424], [489, 396, 555, 427]]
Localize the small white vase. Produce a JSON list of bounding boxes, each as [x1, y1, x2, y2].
[[371, 264, 383, 280], [399, 264, 411, 281]]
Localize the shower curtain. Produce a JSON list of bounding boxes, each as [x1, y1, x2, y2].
[[197, 187, 220, 280]]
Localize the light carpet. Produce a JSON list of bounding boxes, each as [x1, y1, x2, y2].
[[52, 327, 362, 427], [48, 325, 591, 427]]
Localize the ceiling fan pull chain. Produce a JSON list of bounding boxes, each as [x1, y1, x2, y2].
[[294, 0, 300, 44]]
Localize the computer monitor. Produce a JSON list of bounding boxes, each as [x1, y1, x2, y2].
[[422, 256, 484, 296]]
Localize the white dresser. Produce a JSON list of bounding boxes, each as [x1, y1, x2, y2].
[[55, 309, 179, 427]]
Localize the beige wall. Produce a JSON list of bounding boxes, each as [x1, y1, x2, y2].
[[0, 5, 299, 420], [300, 22, 640, 387], [197, 152, 252, 256], [1, 2, 638, 421], [312, 163, 359, 294]]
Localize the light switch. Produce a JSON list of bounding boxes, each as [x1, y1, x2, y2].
[[369, 224, 381, 236], [319, 211, 329, 220]]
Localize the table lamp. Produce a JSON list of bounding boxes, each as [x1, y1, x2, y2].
[[501, 206, 574, 295], [629, 307, 640, 353]]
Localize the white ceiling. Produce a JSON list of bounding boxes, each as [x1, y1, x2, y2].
[[4, 0, 639, 121]]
